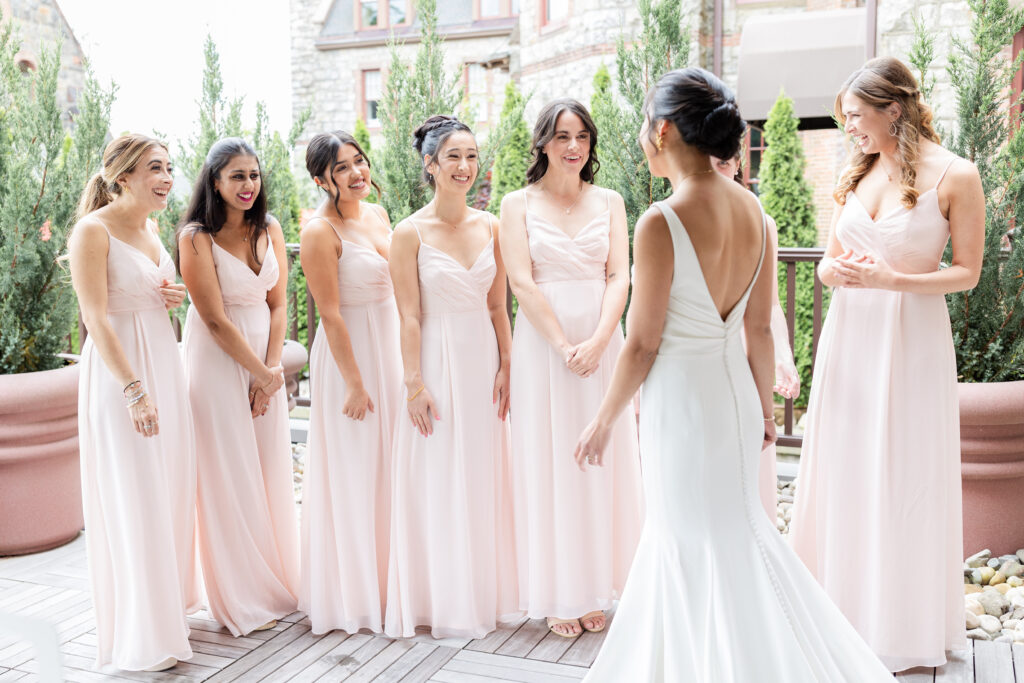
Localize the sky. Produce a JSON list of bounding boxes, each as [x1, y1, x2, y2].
[[58, 0, 293, 151]]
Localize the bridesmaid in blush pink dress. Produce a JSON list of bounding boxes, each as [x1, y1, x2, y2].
[[711, 152, 801, 520], [789, 57, 984, 671], [385, 116, 518, 639], [499, 99, 642, 638], [298, 131, 401, 635], [69, 134, 197, 672], [178, 138, 299, 637]]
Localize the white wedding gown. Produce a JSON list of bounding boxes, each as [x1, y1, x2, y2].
[[585, 202, 893, 682]]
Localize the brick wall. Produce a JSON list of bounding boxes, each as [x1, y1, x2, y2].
[[799, 127, 847, 244]]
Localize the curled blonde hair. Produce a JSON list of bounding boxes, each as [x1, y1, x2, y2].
[[75, 133, 167, 221], [833, 57, 940, 208]]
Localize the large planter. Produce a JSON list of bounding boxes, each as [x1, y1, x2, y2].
[[0, 363, 82, 556], [960, 380, 1024, 557]]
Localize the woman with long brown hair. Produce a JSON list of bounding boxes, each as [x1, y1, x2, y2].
[[298, 130, 401, 635], [69, 133, 197, 672], [789, 56, 984, 671], [499, 98, 642, 638]]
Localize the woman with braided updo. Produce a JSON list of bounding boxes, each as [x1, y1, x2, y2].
[[789, 57, 983, 671], [384, 115, 518, 639]]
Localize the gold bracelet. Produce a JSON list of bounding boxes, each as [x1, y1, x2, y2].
[[407, 385, 425, 402]]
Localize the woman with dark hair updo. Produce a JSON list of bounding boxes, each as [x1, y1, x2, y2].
[[298, 130, 400, 635], [498, 98, 642, 638], [574, 68, 892, 680], [384, 115, 518, 639], [69, 134, 198, 672], [710, 151, 800, 521], [789, 56, 983, 671], [177, 137, 299, 637]]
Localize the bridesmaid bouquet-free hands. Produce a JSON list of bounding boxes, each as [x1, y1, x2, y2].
[[763, 417, 778, 451], [342, 383, 375, 421], [407, 386, 440, 436], [158, 279, 187, 310], [774, 359, 800, 400], [566, 336, 606, 378], [574, 417, 610, 471], [493, 367, 510, 420], [831, 249, 898, 290]]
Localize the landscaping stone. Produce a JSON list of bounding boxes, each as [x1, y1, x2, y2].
[[966, 611, 980, 629], [978, 590, 1010, 616], [967, 628, 992, 641], [967, 549, 993, 568]]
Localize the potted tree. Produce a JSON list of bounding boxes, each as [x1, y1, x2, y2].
[[915, 0, 1024, 555], [0, 16, 113, 555]]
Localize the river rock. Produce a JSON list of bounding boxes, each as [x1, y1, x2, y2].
[[1000, 561, 1024, 578], [966, 600, 985, 616], [991, 571, 1008, 586], [978, 567, 996, 584], [978, 590, 1011, 616], [967, 549, 992, 568], [1003, 618, 1019, 629], [966, 611, 981, 629], [988, 558, 1004, 569], [967, 628, 992, 641], [979, 614, 1003, 634], [1008, 576, 1024, 588], [1016, 549, 1024, 564], [965, 584, 983, 594]]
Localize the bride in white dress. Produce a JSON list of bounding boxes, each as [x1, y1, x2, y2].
[[574, 67, 893, 682]]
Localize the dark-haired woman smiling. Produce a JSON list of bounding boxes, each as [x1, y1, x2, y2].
[[499, 99, 642, 638], [385, 115, 518, 639], [298, 131, 400, 635], [178, 137, 299, 637], [575, 69, 892, 681]]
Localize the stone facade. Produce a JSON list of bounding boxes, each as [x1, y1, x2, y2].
[[291, 0, 1004, 244], [1, 0, 86, 128]]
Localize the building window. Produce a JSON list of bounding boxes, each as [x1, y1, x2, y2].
[[360, 0, 378, 26], [364, 70, 382, 125], [17, 59, 35, 73], [467, 63, 489, 124], [743, 125, 767, 195], [358, 0, 410, 28], [479, 0, 501, 16], [544, 0, 568, 23]]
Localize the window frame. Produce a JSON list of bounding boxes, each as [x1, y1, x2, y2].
[[539, 0, 570, 31], [361, 68, 383, 128], [474, 0, 511, 19], [464, 62, 491, 125], [743, 125, 768, 195], [355, 0, 412, 30]]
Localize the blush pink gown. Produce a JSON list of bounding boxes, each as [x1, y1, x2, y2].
[[385, 219, 519, 639], [79, 229, 198, 670], [300, 228, 402, 635], [789, 159, 965, 671], [182, 235, 300, 636], [510, 190, 643, 620]]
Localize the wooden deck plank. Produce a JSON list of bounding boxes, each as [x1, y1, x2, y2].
[[445, 651, 585, 680], [322, 634, 394, 680], [204, 622, 312, 683], [285, 632, 373, 683], [494, 619, 549, 658], [355, 642, 437, 683], [184, 628, 262, 650], [394, 644, 458, 683], [341, 639, 419, 682], [555, 629, 606, 668], [974, 640, 1013, 683], [428, 671, 494, 683], [525, 631, 578, 663], [896, 667, 935, 682], [1013, 643, 1024, 683], [0, 670, 27, 681], [463, 618, 528, 655], [249, 629, 349, 681]]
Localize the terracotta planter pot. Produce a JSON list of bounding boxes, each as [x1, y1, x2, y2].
[[0, 363, 82, 556], [960, 380, 1024, 557]]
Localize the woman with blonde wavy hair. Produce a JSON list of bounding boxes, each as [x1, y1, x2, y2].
[[789, 56, 984, 671], [69, 134, 198, 672]]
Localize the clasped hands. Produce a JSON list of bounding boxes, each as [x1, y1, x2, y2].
[[560, 337, 605, 378], [830, 249, 897, 290], [249, 365, 284, 418], [158, 279, 187, 310]]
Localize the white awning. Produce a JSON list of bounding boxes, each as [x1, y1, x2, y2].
[[737, 9, 867, 121]]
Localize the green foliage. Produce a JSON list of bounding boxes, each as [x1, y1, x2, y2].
[[0, 13, 113, 373], [377, 0, 461, 223], [941, 0, 1024, 381], [590, 0, 689, 234], [156, 36, 311, 349], [760, 91, 827, 406], [487, 81, 531, 214], [354, 117, 372, 154]]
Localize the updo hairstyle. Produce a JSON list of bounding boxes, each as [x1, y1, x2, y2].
[[412, 115, 474, 188]]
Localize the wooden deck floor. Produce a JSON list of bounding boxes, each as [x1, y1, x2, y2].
[[0, 535, 1015, 681]]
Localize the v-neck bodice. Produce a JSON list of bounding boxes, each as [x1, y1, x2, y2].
[[411, 218, 496, 317], [837, 159, 956, 275], [211, 236, 279, 307], [105, 232, 176, 314]]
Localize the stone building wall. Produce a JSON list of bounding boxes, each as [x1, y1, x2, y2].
[[2, 0, 85, 127]]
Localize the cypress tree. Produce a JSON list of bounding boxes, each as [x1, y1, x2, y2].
[[759, 91, 821, 406], [487, 81, 531, 214]]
